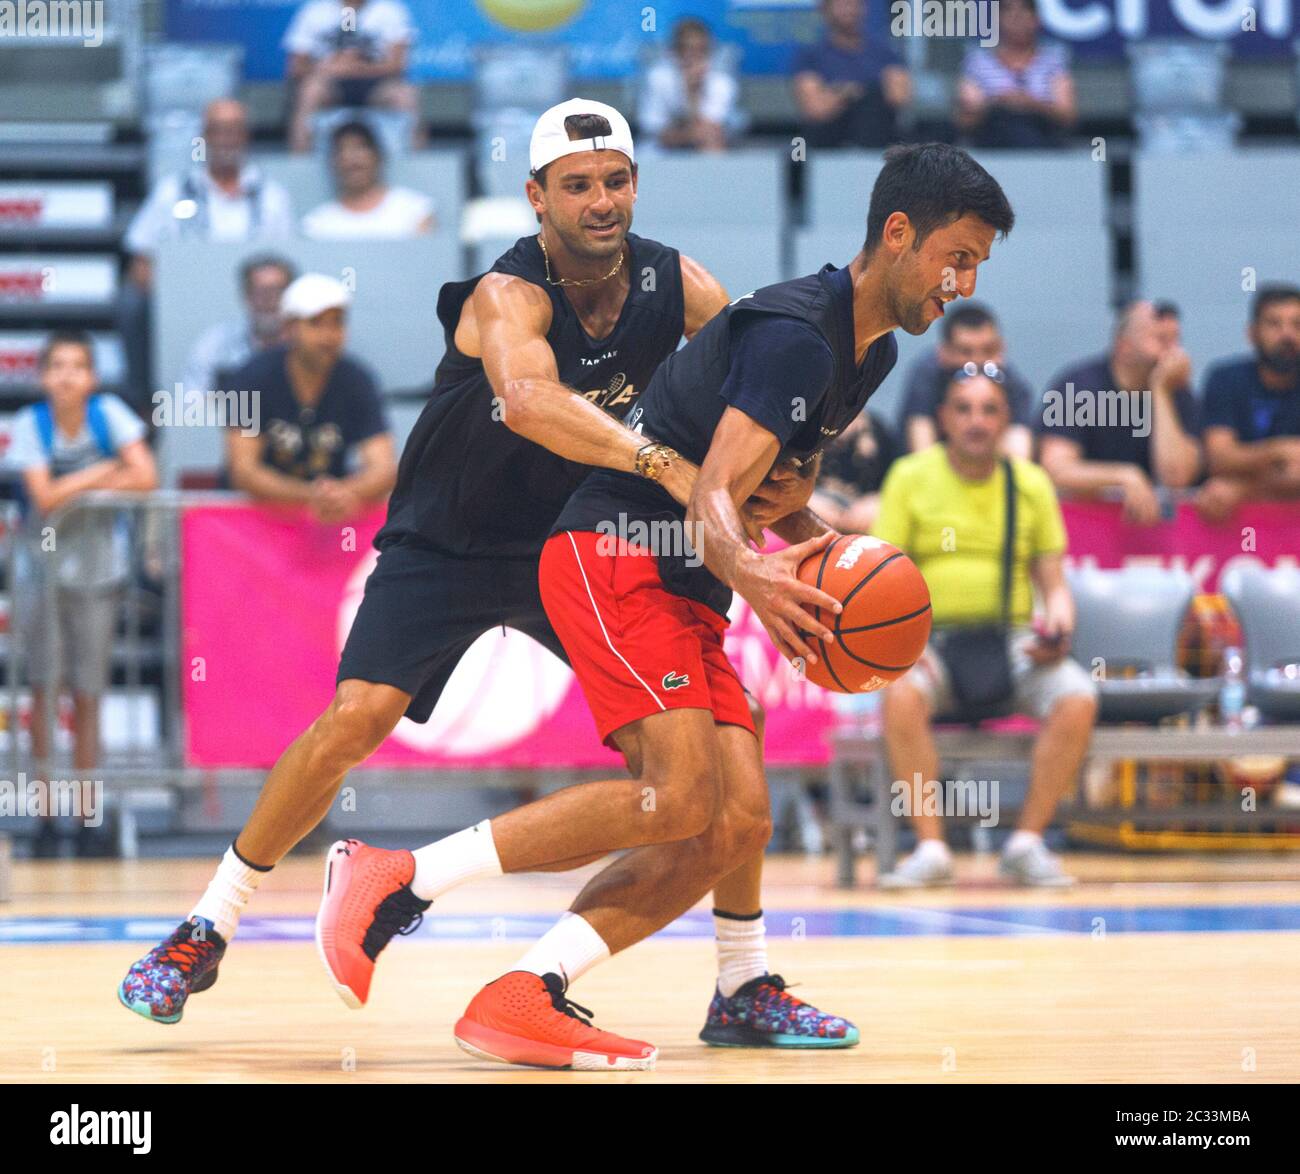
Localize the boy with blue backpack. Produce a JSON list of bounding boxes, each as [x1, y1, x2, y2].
[[6, 330, 158, 856]]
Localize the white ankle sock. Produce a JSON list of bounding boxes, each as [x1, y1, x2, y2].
[[409, 820, 503, 902], [714, 909, 768, 998], [188, 844, 270, 942], [1004, 830, 1043, 857], [914, 838, 952, 865], [514, 912, 610, 987]]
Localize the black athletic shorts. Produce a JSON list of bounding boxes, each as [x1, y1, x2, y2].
[[336, 536, 568, 722]]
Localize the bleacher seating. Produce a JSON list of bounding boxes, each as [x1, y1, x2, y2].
[[1133, 149, 1300, 376], [631, 150, 786, 302]]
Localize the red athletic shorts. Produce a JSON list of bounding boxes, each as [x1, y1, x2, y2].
[[539, 530, 755, 748]]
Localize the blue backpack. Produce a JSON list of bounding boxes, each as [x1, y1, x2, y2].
[[33, 394, 116, 460], [17, 395, 118, 520]]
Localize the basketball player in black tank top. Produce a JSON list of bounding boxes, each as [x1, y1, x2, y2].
[[118, 101, 828, 1063]]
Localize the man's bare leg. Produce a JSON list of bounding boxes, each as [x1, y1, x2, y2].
[[235, 679, 413, 866], [1019, 694, 1098, 834], [157, 677, 413, 951], [707, 694, 768, 993], [561, 722, 768, 953], [406, 709, 758, 961]]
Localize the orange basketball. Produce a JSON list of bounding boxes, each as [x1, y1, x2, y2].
[[796, 534, 932, 693]]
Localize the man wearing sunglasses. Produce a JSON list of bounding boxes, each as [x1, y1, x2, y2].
[[900, 301, 1036, 459], [871, 366, 1098, 889]]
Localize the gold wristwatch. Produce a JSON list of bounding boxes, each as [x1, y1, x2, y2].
[[634, 441, 679, 483]]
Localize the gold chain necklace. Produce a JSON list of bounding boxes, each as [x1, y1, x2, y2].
[[538, 231, 625, 288]]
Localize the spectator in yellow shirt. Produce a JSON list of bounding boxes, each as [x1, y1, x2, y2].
[[872, 366, 1097, 888]]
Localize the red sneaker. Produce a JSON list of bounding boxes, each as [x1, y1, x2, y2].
[[454, 971, 657, 1071], [315, 839, 430, 1008]]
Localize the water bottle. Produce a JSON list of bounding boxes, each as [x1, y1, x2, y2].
[[1220, 646, 1246, 733]]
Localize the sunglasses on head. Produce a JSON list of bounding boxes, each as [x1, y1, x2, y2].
[[951, 360, 1005, 384]]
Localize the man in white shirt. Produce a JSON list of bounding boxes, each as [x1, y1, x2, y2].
[[301, 120, 434, 239], [283, 0, 420, 153], [120, 99, 294, 406], [126, 100, 294, 289], [639, 18, 739, 152]]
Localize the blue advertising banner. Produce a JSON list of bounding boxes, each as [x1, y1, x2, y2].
[[164, 0, 1297, 83]]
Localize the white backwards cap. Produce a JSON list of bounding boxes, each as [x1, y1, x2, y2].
[[529, 97, 635, 175]]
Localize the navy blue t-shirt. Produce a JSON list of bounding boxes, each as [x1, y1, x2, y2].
[[792, 33, 904, 148], [792, 38, 902, 87], [554, 264, 897, 613], [1036, 353, 1200, 477], [1202, 356, 1300, 442], [231, 344, 388, 482]]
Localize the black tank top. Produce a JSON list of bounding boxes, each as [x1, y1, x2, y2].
[[378, 232, 685, 558]]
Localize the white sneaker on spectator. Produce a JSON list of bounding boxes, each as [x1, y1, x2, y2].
[[999, 840, 1075, 888], [878, 843, 955, 890]]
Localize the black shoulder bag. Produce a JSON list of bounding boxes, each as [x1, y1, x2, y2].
[[933, 458, 1017, 716]]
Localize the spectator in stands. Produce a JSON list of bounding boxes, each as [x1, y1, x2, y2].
[[121, 99, 294, 408], [225, 274, 396, 521], [955, 0, 1075, 150], [302, 120, 435, 239], [901, 302, 1035, 459], [638, 18, 741, 153], [1038, 301, 1202, 525], [284, 0, 420, 154], [792, 0, 911, 150], [1198, 284, 1300, 516], [7, 331, 159, 857], [125, 99, 294, 284], [873, 367, 1097, 888], [182, 254, 296, 399], [809, 411, 900, 532]]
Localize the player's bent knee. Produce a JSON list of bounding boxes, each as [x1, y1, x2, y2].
[[321, 684, 405, 760], [657, 783, 716, 842], [640, 764, 717, 841]]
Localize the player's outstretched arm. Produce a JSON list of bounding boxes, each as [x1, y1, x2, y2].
[[471, 272, 696, 506], [687, 406, 842, 665]]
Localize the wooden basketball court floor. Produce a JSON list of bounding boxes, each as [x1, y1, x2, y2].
[[2, 852, 1298, 1084]]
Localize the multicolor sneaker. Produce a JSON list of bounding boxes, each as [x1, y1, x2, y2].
[[117, 917, 226, 1025], [699, 974, 859, 1048], [315, 839, 430, 1009], [454, 971, 658, 1071]]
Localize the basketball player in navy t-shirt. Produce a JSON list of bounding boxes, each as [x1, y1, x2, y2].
[[118, 100, 846, 1066], [503, 143, 1011, 1066]]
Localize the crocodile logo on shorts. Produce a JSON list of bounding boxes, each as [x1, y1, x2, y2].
[[662, 670, 690, 690]]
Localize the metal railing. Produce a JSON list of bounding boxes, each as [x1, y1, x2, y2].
[[0, 490, 826, 860]]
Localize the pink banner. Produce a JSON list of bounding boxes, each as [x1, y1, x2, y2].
[[181, 500, 1300, 770], [1060, 500, 1300, 591], [180, 504, 832, 769]]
